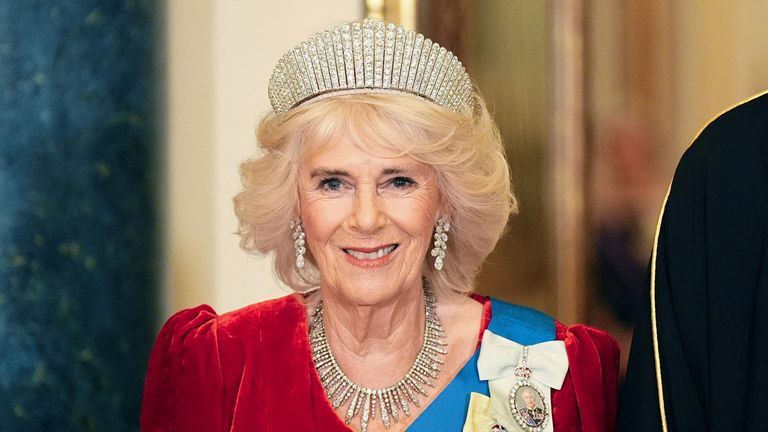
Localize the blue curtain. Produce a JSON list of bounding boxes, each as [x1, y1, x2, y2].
[[0, 1, 163, 430]]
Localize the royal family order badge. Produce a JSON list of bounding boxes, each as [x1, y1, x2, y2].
[[508, 349, 549, 432], [475, 330, 568, 432]]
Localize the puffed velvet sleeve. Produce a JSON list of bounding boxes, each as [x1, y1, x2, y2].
[[140, 305, 224, 432], [552, 323, 620, 432]]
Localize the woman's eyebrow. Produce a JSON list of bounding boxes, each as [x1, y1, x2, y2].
[[309, 168, 348, 179], [383, 163, 429, 176], [381, 168, 405, 175], [309, 165, 420, 178]]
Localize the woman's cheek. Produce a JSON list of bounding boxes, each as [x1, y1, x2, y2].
[[385, 194, 439, 232], [301, 194, 351, 244]]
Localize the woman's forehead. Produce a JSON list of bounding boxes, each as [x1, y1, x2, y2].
[[300, 128, 411, 161], [300, 137, 428, 173]]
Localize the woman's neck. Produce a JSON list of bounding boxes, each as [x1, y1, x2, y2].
[[319, 284, 426, 388]]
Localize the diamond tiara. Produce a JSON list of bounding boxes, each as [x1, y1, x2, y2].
[[268, 19, 474, 114]]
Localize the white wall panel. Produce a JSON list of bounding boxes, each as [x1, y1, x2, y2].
[[167, 1, 363, 313]]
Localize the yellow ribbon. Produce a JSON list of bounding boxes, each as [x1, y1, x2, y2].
[[463, 392, 508, 432]]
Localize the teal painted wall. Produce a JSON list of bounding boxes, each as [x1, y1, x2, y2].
[[0, 1, 162, 430]]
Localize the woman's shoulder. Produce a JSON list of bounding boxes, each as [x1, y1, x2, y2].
[[141, 294, 308, 430], [555, 321, 620, 353], [218, 293, 306, 334], [155, 293, 307, 342], [146, 304, 220, 363], [146, 294, 307, 365]]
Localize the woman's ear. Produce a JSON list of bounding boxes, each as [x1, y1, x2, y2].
[[437, 203, 452, 224]]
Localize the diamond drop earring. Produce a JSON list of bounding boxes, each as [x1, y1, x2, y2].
[[430, 217, 450, 271], [291, 218, 306, 269]]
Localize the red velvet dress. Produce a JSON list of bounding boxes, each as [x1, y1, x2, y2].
[[141, 295, 618, 431]]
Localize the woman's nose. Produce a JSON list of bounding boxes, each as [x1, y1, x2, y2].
[[348, 185, 386, 233]]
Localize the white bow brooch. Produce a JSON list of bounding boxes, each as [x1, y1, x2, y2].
[[467, 330, 569, 432]]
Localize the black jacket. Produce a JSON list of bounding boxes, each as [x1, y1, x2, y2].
[[618, 92, 768, 431]]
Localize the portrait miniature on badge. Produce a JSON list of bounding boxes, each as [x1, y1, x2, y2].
[[509, 382, 548, 432]]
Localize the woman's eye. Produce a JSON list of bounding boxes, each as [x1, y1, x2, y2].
[[319, 178, 344, 191], [389, 176, 416, 189]]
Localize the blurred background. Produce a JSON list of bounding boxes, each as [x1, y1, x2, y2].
[[0, 0, 766, 430]]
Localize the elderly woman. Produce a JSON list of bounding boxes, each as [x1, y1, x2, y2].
[[141, 19, 618, 432]]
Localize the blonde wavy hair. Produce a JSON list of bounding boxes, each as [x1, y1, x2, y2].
[[234, 91, 517, 296]]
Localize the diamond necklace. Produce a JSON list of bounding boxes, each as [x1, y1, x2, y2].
[[308, 287, 447, 432]]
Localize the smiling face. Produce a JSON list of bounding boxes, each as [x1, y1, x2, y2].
[[298, 136, 442, 307]]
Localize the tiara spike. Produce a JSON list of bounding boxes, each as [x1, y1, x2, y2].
[[331, 28, 347, 88], [308, 39, 326, 91], [374, 21, 386, 88], [300, 42, 318, 93], [391, 25, 405, 89], [313, 35, 331, 90], [331, 28, 345, 88], [321, 31, 340, 89], [351, 22, 364, 87], [406, 34, 424, 90], [291, 48, 309, 97], [415, 39, 434, 93], [399, 29, 415, 90], [382, 23, 395, 88], [446, 65, 466, 111], [422, 45, 442, 95], [340, 24, 354, 88], [363, 20, 375, 87], [268, 19, 474, 114], [281, 54, 299, 108], [433, 50, 452, 103], [435, 48, 450, 97]]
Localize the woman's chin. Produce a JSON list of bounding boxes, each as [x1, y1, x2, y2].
[[325, 278, 422, 308]]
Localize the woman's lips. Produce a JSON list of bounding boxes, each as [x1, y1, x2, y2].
[[342, 244, 399, 267]]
